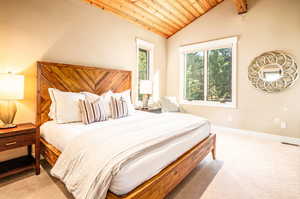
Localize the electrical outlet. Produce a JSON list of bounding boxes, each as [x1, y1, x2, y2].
[[280, 121, 287, 129]]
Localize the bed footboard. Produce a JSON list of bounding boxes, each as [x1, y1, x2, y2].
[[41, 133, 216, 199]]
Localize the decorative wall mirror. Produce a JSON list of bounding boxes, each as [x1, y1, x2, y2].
[[248, 51, 298, 92]]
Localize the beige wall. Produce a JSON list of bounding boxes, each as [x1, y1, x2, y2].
[[0, 0, 166, 160], [167, 0, 300, 138]]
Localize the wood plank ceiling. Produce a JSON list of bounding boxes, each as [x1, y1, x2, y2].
[[84, 0, 247, 38]]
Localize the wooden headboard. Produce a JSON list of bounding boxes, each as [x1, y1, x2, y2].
[[36, 61, 132, 126]]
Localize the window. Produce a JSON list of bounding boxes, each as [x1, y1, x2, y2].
[[138, 48, 150, 100], [180, 37, 237, 108], [136, 39, 154, 102]]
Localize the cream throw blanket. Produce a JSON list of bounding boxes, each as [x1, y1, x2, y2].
[[51, 113, 209, 199]]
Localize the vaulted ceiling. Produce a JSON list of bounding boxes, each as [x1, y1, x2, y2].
[[84, 0, 247, 38]]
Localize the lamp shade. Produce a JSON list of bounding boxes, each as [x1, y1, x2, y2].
[[140, 80, 153, 94], [0, 74, 24, 100]]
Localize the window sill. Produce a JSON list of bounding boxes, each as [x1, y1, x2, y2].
[[180, 100, 236, 108]]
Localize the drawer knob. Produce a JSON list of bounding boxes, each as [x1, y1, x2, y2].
[[5, 142, 17, 146]]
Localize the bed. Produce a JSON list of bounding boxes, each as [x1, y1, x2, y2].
[[36, 61, 216, 199]]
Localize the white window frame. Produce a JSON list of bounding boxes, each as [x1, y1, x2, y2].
[[136, 38, 154, 103], [179, 37, 237, 108]]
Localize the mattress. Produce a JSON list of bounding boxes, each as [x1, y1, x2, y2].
[[40, 111, 210, 195]]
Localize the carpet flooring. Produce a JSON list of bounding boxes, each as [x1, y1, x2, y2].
[[0, 130, 299, 199]]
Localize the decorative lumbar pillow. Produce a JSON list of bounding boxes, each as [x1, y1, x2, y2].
[[48, 88, 85, 123], [81, 90, 113, 118], [79, 99, 108, 124], [110, 96, 129, 119], [112, 90, 135, 115]]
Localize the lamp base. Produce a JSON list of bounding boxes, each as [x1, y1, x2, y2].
[[142, 94, 150, 108], [0, 100, 17, 128], [0, 123, 16, 129]]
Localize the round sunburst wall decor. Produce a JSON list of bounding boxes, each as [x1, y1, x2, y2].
[[248, 51, 298, 93]]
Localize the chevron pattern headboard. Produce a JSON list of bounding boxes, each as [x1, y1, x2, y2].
[[36, 61, 131, 126]]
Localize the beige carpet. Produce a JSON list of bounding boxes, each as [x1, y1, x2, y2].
[[0, 130, 299, 199]]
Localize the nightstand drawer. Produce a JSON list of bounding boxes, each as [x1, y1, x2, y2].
[[0, 133, 35, 151]]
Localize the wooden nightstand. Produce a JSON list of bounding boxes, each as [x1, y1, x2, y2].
[[0, 123, 40, 178], [136, 107, 162, 114]]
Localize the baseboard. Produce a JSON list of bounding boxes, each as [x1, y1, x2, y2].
[[212, 125, 300, 145]]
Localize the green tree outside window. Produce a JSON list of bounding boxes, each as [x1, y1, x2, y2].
[[138, 48, 149, 101], [184, 48, 232, 103], [208, 48, 232, 102], [185, 51, 204, 101]]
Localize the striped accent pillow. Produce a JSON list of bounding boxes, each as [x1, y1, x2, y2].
[[110, 96, 129, 119], [79, 99, 108, 124]]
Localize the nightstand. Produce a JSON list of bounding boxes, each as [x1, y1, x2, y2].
[[0, 123, 40, 178], [136, 107, 162, 114]]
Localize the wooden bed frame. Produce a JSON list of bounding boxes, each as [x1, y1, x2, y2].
[[36, 61, 216, 199]]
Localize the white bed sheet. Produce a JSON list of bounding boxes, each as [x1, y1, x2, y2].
[[40, 111, 210, 195]]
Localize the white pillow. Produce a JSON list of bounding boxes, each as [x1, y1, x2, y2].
[[48, 88, 85, 123], [160, 96, 180, 112], [113, 90, 135, 115], [81, 90, 113, 118], [48, 98, 56, 120]]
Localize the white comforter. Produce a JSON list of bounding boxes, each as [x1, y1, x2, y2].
[[51, 113, 209, 199]]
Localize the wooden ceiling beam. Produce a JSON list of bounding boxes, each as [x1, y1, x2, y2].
[[232, 0, 248, 14], [86, 0, 169, 37]]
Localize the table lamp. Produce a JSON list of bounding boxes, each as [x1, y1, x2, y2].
[[140, 80, 152, 108], [0, 73, 24, 128]]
